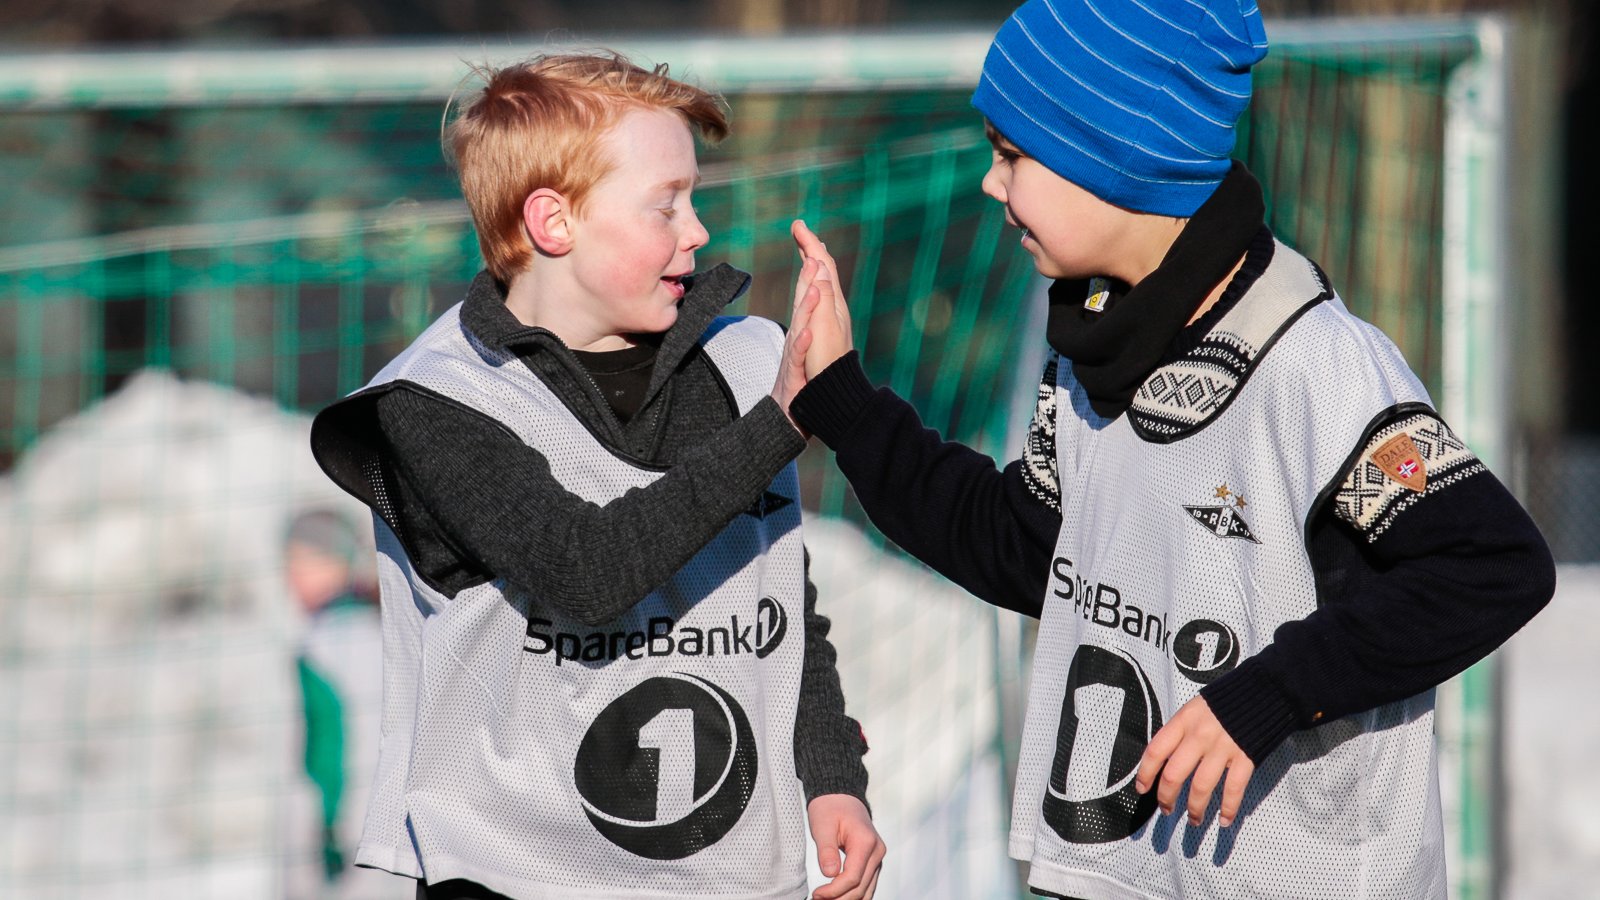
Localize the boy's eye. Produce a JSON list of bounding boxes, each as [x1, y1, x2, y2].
[[660, 201, 696, 220]]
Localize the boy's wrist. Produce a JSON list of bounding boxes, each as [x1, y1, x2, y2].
[[791, 351, 875, 447], [799, 776, 871, 810], [1198, 659, 1302, 764], [748, 395, 809, 459]]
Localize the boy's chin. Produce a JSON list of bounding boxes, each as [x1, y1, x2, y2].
[[1030, 259, 1072, 280], [1029, 255, 1095, 282], [634, 308, 678, 335]]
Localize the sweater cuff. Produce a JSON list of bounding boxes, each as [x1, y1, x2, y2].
[[790, 351, 876, 448], [742, 395, 808, 467], [796, 740, 871, 809], [1199, 658, 1303, 764]]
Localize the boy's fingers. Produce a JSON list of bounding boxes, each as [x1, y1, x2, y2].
[[792, 219, 844, 301], [860, 841, 886, 900], [808, 813, 841, 879], [1136, 719, 1184, 794], [831, 849, 867, 897], [794, 256, 819, 307], [1187, 754, 1228, 825], [792, 218, 825, 255], [813, 839, 841, 881], [814, 822, 875, 899], [861, 859, 882, 900], [1156, 742, 1201, 814], [790, 283, 820, 333], [1218, 757, 1254, 828]]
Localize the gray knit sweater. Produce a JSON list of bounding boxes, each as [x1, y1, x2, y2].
[[343, 264, 869, 804]]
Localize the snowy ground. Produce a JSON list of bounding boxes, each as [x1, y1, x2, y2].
[[1503, 563, 1600, 900]]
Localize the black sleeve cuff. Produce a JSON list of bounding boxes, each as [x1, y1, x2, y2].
[[791, 351, 876, 447], [1199, 658, 1304, 764]]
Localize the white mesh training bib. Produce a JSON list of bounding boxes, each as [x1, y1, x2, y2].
[[1012, 243, 1447, 900], [350, 312, 809, 900]]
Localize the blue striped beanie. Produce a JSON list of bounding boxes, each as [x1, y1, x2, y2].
[[972, 0, 1268, 216]]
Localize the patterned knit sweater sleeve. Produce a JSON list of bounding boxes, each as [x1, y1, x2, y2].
[[1200, 408, 1556, 762]]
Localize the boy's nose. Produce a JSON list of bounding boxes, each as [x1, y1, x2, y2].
[[681, 211, 710, 252], [980, 164, 1007, 205]]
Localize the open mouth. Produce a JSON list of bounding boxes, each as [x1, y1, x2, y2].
[[661, 274, 687, 298], [1006, 209, 1032, 243]]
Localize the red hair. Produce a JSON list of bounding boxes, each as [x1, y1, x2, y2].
[[446, 53, 729, 284]]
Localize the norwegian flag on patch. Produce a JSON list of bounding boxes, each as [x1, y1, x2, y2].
[[1374, 432, 1427, 493]]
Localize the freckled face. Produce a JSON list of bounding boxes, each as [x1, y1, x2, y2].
[[980, 137, 1130, 281], [567, 106, 710, 338]]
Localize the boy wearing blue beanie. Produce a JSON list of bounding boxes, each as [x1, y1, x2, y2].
[[785, 0, 1554, 897]]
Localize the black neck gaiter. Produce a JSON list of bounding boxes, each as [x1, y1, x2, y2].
[[1045, 161, 1266, 418]]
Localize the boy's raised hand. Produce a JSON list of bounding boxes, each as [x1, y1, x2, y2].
[[1134, 695, 1255, 830], [790, 220, 854, 378], [807, 794, 885, 900], [772, 256, 822, 433]]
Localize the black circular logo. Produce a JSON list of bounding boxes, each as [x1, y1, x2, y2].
[[574, 673, 757, 860], [754, 597, 787, 659], [1041, 645, 1163, 844], [1172, 619, 1241, 685]]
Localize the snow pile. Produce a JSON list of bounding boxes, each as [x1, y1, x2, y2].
[[0, 370, 374, 899]]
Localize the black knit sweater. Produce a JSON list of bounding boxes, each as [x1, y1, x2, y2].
[[790, 165, 1554, 764]]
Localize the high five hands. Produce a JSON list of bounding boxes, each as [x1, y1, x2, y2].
[[771, 219, 855, 433]]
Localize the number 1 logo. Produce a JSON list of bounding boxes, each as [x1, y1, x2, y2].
[[1041, 645, 1164, 844], [575, 673, 758, 859]]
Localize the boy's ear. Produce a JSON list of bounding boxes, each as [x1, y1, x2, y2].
[[523, 188, 573, 256]]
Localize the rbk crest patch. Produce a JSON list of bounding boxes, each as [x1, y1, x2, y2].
[[1373, 433, 1427, 492], [1183, 484, 1261, 544]]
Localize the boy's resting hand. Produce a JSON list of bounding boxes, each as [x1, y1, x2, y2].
[[807, 794, 885, 900], [772, 256, 822, 434], [1135, 695, 1255, 829], [790, 220, 854, 378]]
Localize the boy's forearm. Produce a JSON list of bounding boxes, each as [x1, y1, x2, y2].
[[792, 352, 1058, 618], [1201, 465, 1555, 763], [378, 387, 805, 625], [792, 555, 870, 804]]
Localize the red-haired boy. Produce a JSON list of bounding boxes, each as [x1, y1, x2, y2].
[[313, 54, 883, 900]]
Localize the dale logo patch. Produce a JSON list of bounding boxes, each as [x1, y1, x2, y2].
[[1182, 484, 1260, 544], [1373, 432, 1427, 492]]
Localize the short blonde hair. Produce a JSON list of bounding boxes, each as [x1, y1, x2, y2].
[[445, 53, 729, 284]]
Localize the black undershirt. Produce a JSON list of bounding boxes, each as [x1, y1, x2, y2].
[[571, 338, 659, 425]]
